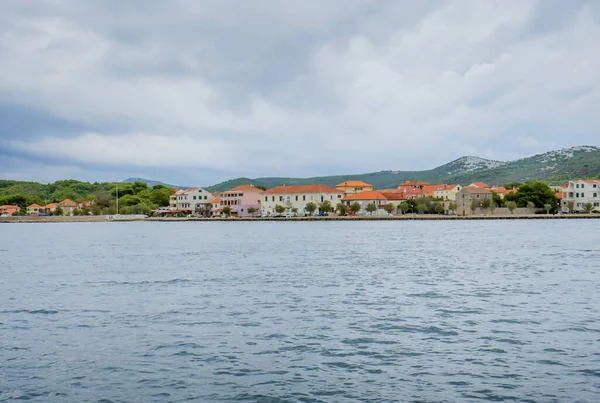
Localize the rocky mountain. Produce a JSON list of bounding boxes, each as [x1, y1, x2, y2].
[[122, 177, 186, 189]]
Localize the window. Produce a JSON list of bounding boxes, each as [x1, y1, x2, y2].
[[338, 195, 342, 199], [330, 195, 333, 200], [239, 193, 244, 197], [595, 202, 600, 207], [193, 196, 197, 200], [295, 195, 298, 201], [272, 196, 275, 202], [303, 195, 306, 201], [594, 193, 598, 198], [279, 196, 284, 202], [265, 196, 268, 202], [204, 196, 208, 200]]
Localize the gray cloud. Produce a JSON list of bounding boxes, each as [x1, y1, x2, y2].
[[1, 0, 599, 184]]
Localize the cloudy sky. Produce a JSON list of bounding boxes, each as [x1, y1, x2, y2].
[[1, 0, 599, 186]]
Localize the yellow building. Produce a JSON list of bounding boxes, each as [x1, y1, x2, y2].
[[335, 180, 373, 195]]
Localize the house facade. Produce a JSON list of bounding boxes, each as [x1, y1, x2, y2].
[[342, 191, 405, 216], [336, 180, 373, 195], [0, 205, 20, 216], [58, 199, 79, 215], [422, 184, 462, 200], [261, 184, 344, 216], [561, 180, 600, 212], [170, 188, 214, 212], [45, 203, 58, 213], [455, 187, 493, 216], [27, 204, 43, 215], [219, 185, 262, 217]]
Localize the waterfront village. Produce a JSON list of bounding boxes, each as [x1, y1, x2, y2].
[[1, 179, 599, 219]]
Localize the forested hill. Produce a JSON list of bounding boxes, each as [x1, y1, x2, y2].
[[205, 146, 600, 191]]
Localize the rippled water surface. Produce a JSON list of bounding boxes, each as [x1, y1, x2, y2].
[[1, 220, 600, 402]]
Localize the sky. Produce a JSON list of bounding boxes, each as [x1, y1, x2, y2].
[[1, 0, 599, 186]]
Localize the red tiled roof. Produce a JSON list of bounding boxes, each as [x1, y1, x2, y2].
[[27, 204, 43, 208], [226, 184, 260, 192], [58, 199, 79, 207], [342, 191, 389, 201], [469, 182, 491, 188], [336, 180, 372, 187], [399, 180, 431, 187], [211, 197, 221, 204], [262, 184, 343, 194], [45, 203, 58, 208]]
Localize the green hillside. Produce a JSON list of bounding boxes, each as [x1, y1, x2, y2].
[[206, 146, 600, 190]]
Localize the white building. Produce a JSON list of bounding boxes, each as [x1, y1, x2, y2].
[[170, 187, 214, 212], [260, 184, 344, 216], [561, 180, 600, 212]]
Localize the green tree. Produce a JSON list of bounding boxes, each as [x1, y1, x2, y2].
[[149, 188, 172, 206], [247, 207, 257, 217], [470, 200, 479, 214], [506, 201, 517, 214], [504, 182, 557, 209], [336, 202, 347, 216], [291, 207, 299, 215], [222, 206, 232, 217], [504, 182, 522, 190], [132, 181, 148, 194], [118, 195, 142, 207], [448, 202, 457, 214], [383, 203, 395, 215], [366, 202, 377, 216], [491, 192, 503, 207], [544, 203, 552, 214], [583, 202, 593, 213], [527, 201, 535, 210], [55, 206, 64, 216], [350, 202, 361, 215], [481, 198, 492, 211], [434, 203, 444, 214], [417, 203, 427, 214], [399, 202, 410, 214], [567, 200, 574, 212], [320, 200, 333, 214], [275, 205, 286, 215], [304, 202, 317, 216]]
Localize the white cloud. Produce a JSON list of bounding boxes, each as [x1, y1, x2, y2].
[[1, 0, 600, 181]]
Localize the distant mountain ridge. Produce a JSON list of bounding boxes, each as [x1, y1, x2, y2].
[[202, 145, 600, 191], [122, 177, 187, 189]]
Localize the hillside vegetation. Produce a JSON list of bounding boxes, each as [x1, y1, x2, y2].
[[206, 146, 600, 191]]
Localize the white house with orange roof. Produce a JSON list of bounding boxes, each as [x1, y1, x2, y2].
[[219, 184, 262, 217], [174, 187, 213, 212], [561, 180, 600, 212], [261, 184, 344, 216], [421, 184, 462, 201], [0, 205, 21, 216], [342, 190, 405, 216], [335, 180, 373, 195]]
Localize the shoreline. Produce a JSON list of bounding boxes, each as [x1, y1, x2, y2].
[[1, 214, 599, 223]]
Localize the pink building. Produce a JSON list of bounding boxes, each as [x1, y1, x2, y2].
[[219, 185, 262, 217]]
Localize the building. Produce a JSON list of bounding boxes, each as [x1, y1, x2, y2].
[[398, 180, 431, 188], [210, 197, 222, 216], [27, 204, 43, 215], [561, 180, 600, 212], [336, 180, 373, 195], [171, 187, 214, 213], [219, 185, 262, 217], [421, 184, 462, 200], [58, 199, 79, 215], [342, 191, 405, 216], [455, 187, 493, 216], [45, 203, 58, 213], [490, 186, 515, 199], [260, 184, 344, 216], [0, 205, 20, 216], [468, 181, 491, 189]]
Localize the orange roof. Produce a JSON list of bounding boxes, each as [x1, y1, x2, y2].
[[262, 184, 343, 195], [0, 205, 20, 209], [583, 180, 600, 184], [226, 184, 260, 192], [211, 197, 221, 204], [469, 182, 491, 188], [336, 180, 372, 187], [421, 184, 457, 193], [342, 191, 389, 201], [45, 203, 57, 208], [58, 199, 79, 207], [27, 204, 43, 208]]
